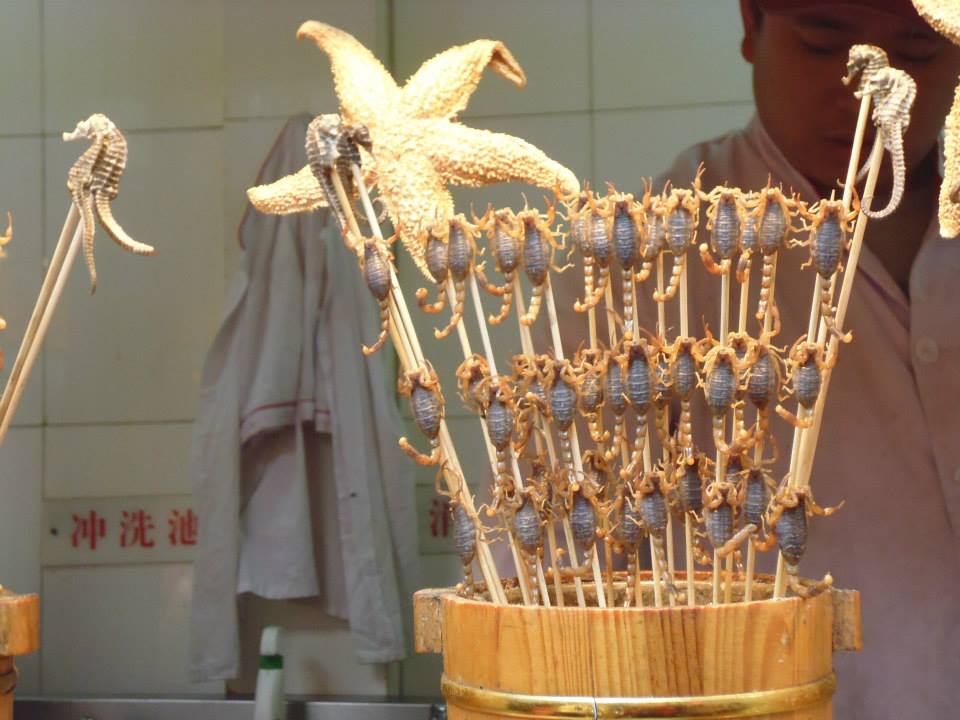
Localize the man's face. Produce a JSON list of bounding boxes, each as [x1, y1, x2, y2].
[[741, 1, 960, 194]]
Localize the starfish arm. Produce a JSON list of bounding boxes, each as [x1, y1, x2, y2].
[[247, 164, 379, 216], [297, 21, 399, 126], [939, 79, 960, 238], [400, 39, 526, 120], [425, 121, 579, 196], [375, 152, 454, 277]]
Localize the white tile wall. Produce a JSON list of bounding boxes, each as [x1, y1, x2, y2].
[[44, 423, 193, 498], [224, 0, 380, 121], [592, 103, 755, 190], [43, 0, 225, 132], [43, 129, 224, 425], [0, 0, 42, 135], [41, 563, 221, 695], [0, 137, 45, 427], [591, 0, 752, 110], [0, 428, 42, 694], [393, 0, 591, 118]]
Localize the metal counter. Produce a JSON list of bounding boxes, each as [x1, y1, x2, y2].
[[15, 697, 445, 719]]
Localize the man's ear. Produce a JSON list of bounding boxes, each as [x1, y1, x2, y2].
[[740, 0, 762, 64]]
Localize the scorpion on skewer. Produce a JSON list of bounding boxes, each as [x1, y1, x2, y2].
[[602, 342, 630, 463], [776, 337, 836, 428], [609, 483, 645, 607], [748, 180, 802, 321], [600, 184, 646, 336], [665, 336, 700, 465], [795, 195, 859, 342], [434, 214, 483, 339], [360, 237, 393, 355], [618, 336, 658, 481], [415, 219, 450, 314], [656, 163, 705, 301], [508, 466, 552, 606], [702, 455, 756, 560], [516, 196, 568, 325], [756, 478, 843, 597], [573, 191, 613, 312], [636, 466, 679, 600], [638, 180, 667, 287], [573, 346, 610, 444], [693, 331, 752, 456], [397, 361, 444, 466], [475, 206, 521, 324], [699, 185, 747, 277]]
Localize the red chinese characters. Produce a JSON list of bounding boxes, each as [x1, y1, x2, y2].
[[120, 509, 156, 548], [71, 510, 107, 550], [429, 498, 450, 539], [168, 508, 198, 546]]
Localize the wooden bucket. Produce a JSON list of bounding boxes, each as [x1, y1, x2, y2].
[[414, 572, 861, 719], [0, 589, 40, 720]]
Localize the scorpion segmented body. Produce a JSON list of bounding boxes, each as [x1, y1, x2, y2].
[[455, 354, 491, 413], [637, 468, 678, 598], [361, 238, 392, 355], [797, 197, 858, 341], [735, 191, 760, 284], [435, 215, 480, 338], [574, 347, 609, 444], [574, 193, 612, 311], [620, 339, 657, 479], [638, 187, 666, 286], [653, 348, 674, 453], [511, 492, 546, 606], [607, 190, 643, 335], [562, 191, 597, 307], [415, 226, 449, 313], [669, 337, 699, 464], [695, 338, 746, 455], [398, 363, 444, 466], [676, 455, 704, 516], [758, 481, 842, 597], [517, 200, 565, 325], [611, 486, 645, 607], [741, 468, 775, 543], [727, 332, 754, 442], [547, 359, 579, 482], [475, 207, 521, 324], [700, 186, 745, 276], [703, 474, 754, 559], [752, 183, 800, 320], [777, 338, 836, 428], [482, 378, 517, 489], [746, 339, 785, 452], [656, 164, 704, 301], [451, 501, 478, 597], [603, 345, 629, 462]]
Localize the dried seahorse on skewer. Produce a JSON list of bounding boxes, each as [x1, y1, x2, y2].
[[63, 113, 155, 291], [474, 206, 521, 324], [856, 66, 916, 219], [666, 336, 699, 465], [748, 181, 801, 320], [415, 222, 449, 313], [601, 185, 644, 336], [517, 196, 567, 325], [573, 346, 609, 443], [610, 482, 645, 607], [694, 333, 751, 455], [398, 361, 444, 465], [435, 214, 482, 338], [656, 162, 705, 301], [756, 478, 842, 597], [776, 337, 836, 428], [573, 192, 612, 312], [618, 336, 657, 480], [637, 181, 666, 286], [636, 466, 678, 599], [359, 237, 393, 355], [602, 340, 629, 463], [842, 44, 889, 95], [699, 185, 746, 277], [303, 113, 373, 236], [794, 195, 859, 342]]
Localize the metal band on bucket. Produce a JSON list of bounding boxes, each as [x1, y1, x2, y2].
[[442, 672, 836, 719]]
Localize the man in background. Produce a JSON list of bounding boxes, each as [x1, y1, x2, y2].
[[656, 1, 960, 716]]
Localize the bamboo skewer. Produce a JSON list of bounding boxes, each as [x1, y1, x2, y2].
[[0, 204, 80, 443], [712, 270, 731, 605], [0, 211, 83, 445], [341, 166, 511, 604], [678, 265, 698, 607], [654, 257, 675, 607], [774, 93, 880, 599]]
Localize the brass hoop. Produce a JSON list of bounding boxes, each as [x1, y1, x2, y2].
[[442, 672, 836, 719]]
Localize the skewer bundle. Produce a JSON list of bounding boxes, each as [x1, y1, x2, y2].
[[247, 24, 913, 613]]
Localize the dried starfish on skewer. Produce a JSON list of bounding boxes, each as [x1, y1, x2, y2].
[[63, 113, 155, 291], [247, 22, 578, 276]]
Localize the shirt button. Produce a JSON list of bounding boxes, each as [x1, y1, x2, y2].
[[915, 337, 939, 364]]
